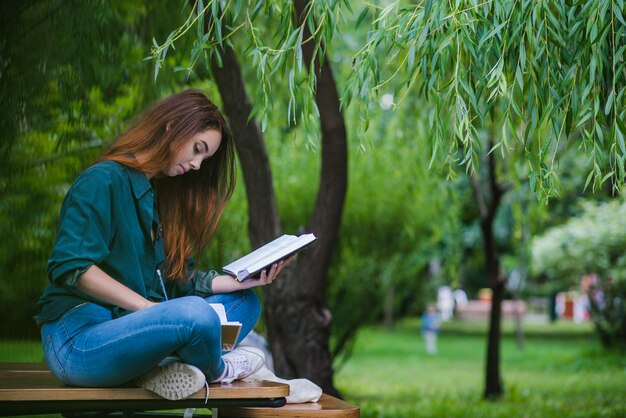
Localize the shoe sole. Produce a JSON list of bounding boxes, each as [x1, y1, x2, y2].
[[136, 362, 205, 400]]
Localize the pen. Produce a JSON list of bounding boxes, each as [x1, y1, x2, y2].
[[157, 268, 169, 301]]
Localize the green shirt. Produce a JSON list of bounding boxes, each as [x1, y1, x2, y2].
[[35, 161, 216, 325]]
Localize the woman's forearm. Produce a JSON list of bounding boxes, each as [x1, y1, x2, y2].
[[77, 265, 155, 311], [210, 274, 253, 293], [211, 257, 292, 293]]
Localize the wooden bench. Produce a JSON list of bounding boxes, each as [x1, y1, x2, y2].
[[0, 363, 360, 417], [219, 394, 360, 417], [0, 363, 288, 417]]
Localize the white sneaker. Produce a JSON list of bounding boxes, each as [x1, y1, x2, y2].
[[218, 346, 265, 383], [135, 362, 206, 400]]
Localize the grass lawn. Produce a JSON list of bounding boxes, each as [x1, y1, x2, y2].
[[335, 318, 626, 417], [2, 319, 625, 417]]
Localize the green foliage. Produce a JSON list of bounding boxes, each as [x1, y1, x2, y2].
[[149, 0, 355, 147], [531, 199, 626, 283], [0, 87, 145, 337], [531, 198, 626, 348], [589, 277, 626, 350], [344, 0, 626, 199], [329, 137, 462, 359], [0, 0, 201, 337]]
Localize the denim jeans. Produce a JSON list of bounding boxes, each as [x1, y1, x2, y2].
[[40, 290, 260, 387]]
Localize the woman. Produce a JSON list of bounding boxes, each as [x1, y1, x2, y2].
[[35, 89, 287, 400]]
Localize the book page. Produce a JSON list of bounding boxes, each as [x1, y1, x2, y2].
[[245, 234, 317, 274], [209, 303, 242, 326], [223, 234, 317, 280], [223, 235, 297, 276]]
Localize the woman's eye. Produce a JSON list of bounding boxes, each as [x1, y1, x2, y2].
[[194, 144, 200, 154]]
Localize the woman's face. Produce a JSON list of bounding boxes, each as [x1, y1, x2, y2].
[[166, 129, 222, 177]]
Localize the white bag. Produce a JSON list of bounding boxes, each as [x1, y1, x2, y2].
[[247, 366, 323, 403]]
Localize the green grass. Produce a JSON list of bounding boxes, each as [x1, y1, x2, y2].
[[3, 320, 626, 417], [335, 318, 626, 417]]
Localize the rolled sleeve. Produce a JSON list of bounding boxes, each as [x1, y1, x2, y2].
[[193, 270, 218, 297], [168, 261, 218, 299], [46, 169, 113, 287], [61, 265, 92, 289]]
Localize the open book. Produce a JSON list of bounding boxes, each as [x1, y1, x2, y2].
[[223, 233, 317, 281], [209, 303, 241, 351]]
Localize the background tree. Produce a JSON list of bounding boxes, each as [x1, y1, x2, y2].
[[343, 0, 625, 399], [0, 0, 157, 336], [151, 0, 350, 395], [0, 0, 211, 337], [532, 198, 626, 349]]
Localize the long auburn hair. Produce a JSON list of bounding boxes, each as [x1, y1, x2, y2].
[[99, 89, 236, 280]]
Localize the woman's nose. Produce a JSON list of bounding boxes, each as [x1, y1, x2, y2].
[[189, 158, 202, 170]]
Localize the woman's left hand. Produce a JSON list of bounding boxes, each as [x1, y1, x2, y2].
[[247, 255, 295, 288], [211, 256, 295, 293]]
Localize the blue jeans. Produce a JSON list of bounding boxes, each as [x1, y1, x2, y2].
[[40, 291, 260, 387]]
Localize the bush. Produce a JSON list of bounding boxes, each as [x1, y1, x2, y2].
[[589, 277, 626, 350], [532, 199, 626, 349]]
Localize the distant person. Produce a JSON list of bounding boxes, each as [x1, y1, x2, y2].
[[573, 293, 589, 323], [453, 288, 468, 312], [549, 291, 558, 322], [35, 90, 292, 401], [437, 286, 454, 320], [421, 304, 441, 354]]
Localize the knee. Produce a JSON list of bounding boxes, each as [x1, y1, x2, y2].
[[240, 289, 261, 324], [167, 296, 220, 331]]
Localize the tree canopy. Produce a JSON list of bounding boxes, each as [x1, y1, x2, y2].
[[531, 198, 626, 285], [344, 0, 626, 198]]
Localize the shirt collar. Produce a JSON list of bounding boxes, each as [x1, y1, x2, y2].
[[126, 166, 153, 199]]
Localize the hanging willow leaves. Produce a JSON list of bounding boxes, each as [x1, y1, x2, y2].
[[150, 0, 625, 198], [148, 0, 349, 148], [343, 0, 625, 198]]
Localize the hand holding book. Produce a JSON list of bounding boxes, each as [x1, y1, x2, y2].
[[223, 233, 317, 281], [238, 255, 295, 287]]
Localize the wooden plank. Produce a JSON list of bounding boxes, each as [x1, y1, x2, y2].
[[1, 396, 287, 417], [219, 394, 360, 417], [0, 363, 289, 402], [0, 378, 289, 401]]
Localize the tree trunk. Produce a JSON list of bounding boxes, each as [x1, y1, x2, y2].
[[210, 48, 281, 247], [259, 0, 347, 397], [484, 272, 504, 399], [470, 138, 505, 400], [209, 1, 347, 396]]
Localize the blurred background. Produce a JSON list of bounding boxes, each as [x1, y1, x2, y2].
[[1, 1, 625, 417]]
